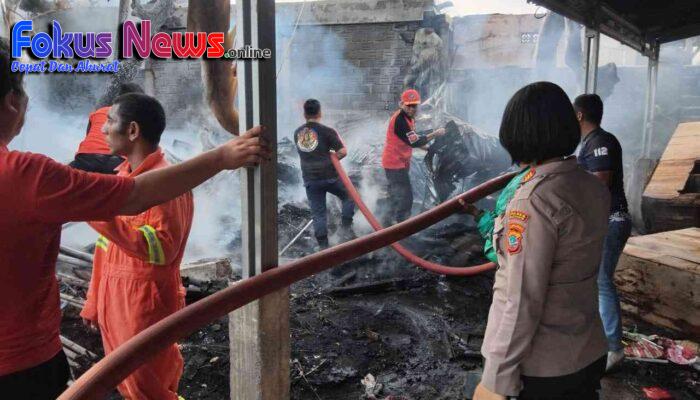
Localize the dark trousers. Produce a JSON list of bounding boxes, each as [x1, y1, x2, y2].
[[305, 178, 355, 239], [69, 153, 124, 174], [0, 350, 70, 400], [384, 168, 413, 223], [518, 356, 606, 400]]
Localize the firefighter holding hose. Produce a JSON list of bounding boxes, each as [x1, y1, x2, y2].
[[294, 99, 355, 249], [381, 89, 445, 223]]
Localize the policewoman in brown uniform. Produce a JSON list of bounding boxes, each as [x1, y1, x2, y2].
[[473, 82, 611, 400]]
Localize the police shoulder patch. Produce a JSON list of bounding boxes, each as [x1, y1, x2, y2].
[[508, 210, 529, 222], [506, 222, 525, 255], [521, 168, 536, 183]]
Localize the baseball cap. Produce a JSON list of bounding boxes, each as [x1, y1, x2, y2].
[[401, 89, 421, 105]]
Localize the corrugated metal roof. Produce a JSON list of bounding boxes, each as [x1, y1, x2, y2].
[[530, 0, 700, 54]]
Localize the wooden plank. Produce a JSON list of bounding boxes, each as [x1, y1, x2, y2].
[[180, 258, 233, 281], [628, 230, 700, 264], [659, 136, 700, 161], [669, 227, 700, 237], [629, 227, 700, 245], [615, 251, 700, 340], [623, 243, 700, 273], [643, 122, 700, 199], [643, 161, 696, 198], [616, 228, 700, 340], [657, 122, 700, 161], [624, 228, 700, 270]]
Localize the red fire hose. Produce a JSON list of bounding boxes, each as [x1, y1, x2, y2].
[[331, 154, 501, 275], [58, 172, 513, 400]]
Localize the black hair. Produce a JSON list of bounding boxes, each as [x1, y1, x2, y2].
[[573, 93, 604, 125], [304, 99, 321, 117], [112, 93, 166, 146], [499, 81, 580, 165], [0, 37, 25, 99]]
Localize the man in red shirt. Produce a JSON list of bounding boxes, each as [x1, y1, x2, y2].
[[69, 83, 144, 174], [0, 38, 268, 399], [381, 89, 445, 223]]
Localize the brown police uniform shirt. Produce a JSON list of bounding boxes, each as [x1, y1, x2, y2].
[[480, 157, 610, 397]]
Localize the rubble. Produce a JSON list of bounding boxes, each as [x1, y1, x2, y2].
[[425, 119, 511, 201], [57, 233, 700, 400]]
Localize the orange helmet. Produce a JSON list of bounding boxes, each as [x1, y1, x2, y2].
[[401, 89, 421, 105]]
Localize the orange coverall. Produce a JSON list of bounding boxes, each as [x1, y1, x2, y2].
[[76, 106, 112, 155], [80, 149, 194, 400]]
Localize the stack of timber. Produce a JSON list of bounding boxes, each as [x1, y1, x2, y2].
[[642, 122, 700, 233], [615, 228, 700, 341]]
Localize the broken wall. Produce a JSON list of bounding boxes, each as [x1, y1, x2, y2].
[[276, 0, 432, 139], [280, 21, 419, 127]]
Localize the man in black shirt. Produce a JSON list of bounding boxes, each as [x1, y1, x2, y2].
[[574, 94, 631, 372], [294, 99, 355, 249]]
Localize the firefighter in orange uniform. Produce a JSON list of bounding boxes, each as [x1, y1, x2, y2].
[[69, 83, 143, 174], [381, 89, 445, 223], [80, 93, 193, 400], [0, 38, 269, 399]]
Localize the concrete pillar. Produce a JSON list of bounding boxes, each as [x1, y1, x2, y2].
[[583, 27, 600, 94], [229, 0, 290, 399], [641, 43, 660, 159]]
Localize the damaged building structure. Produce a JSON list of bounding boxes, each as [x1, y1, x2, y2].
[[2, 0, 699, 399]]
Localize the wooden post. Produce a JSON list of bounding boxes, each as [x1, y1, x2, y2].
[[229, 0, 290, 399]]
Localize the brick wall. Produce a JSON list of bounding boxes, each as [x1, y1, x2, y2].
[[278, 21, 420, 133], [144, 58, 204, 128]]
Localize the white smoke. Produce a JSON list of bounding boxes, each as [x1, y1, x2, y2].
[[11, 2, 698, 260]]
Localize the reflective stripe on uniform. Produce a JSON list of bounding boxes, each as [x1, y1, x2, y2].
[[95, 235, 109, 251], [137, 225, 166, 265]]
